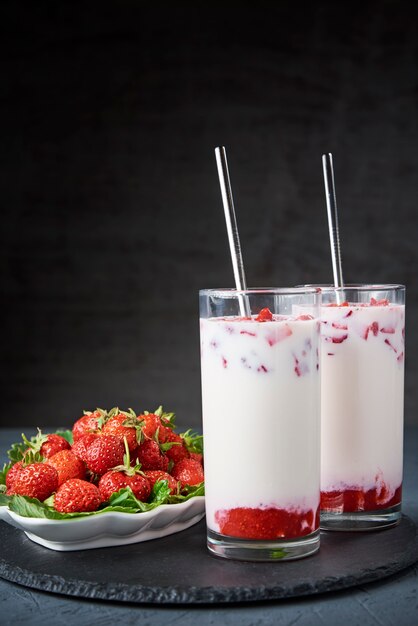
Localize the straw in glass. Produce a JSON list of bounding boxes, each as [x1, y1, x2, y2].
[[322, 153, 345, 303], [215, 146, 251, 316]]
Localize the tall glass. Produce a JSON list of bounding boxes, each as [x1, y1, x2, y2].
[[199, 288, 321, 561], [316, 284, 405, 530]]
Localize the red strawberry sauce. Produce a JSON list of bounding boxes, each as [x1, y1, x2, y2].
[[321, 484, 402, 513], [215, 506, 319, 540]]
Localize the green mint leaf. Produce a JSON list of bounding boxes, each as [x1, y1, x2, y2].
[[8, 494, 62, 519], [0, 493, 12, 506], [149, 479, 171, 505]]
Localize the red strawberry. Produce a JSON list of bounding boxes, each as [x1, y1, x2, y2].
[[72, 410, 104, 441], [54, 478, 102, 513], [98, 438, 151, 502], [46, 450, 86, 486], [140, 413, 171, 442], [171, 458, 204, 487], [5, 461, 24, 491], [99, 471, 151, 502], [164, 430, 190, 464], [144, 470, 179, 495], [102, 412, 141, 452], [189, 452, 203, 465], [10, 463, 59, 501], [125, 474, 151, 501], [40, 434, 71, 458], [136, 439, 169, 471], [71, 433, 99, 463], [98, 471, 127, 501], [84, 435, 125, 475]]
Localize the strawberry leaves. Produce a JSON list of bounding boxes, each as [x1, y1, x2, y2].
[[180, 429, 204, 455], [7, 432, 45, 465], [2, 477, 204, 520], [0, 462, 12, 487], [154, 406, 176, 429]]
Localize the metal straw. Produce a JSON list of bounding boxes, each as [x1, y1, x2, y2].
[[215, 146, 251, 316], [322, 153, 344, 302]]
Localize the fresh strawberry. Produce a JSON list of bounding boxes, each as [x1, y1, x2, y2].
[[10, 463, 58, 501], [19, 429, 71, 459], [98, 437, 151, 502], [72, 409, 104, 441], [144, 470, 179, 495], [139, 406, 176, 442], [102, 409, 142, 452], [5, 461, 24, 490], [98, 471, 151, 502], [54, 478, 102, 513], [97, 471, 127, 501], [126, 474, 152, 501], [40, 434, 71, 458], [140, 413, 170, 442], [71, 433, 99, 463], [164, 430, 190, 464], [189, 452, 203, 465], [136, 439, 169, 471], [84, 435, 125, 475], [46, 450, 86, 486], [171, 458, 204, 487]]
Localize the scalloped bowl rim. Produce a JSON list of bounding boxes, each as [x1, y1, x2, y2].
[[0, 497, 206, 551]]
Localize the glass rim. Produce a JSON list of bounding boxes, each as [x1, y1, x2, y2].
[[299, 283, 405, 292], [199, 287, 321, 297]]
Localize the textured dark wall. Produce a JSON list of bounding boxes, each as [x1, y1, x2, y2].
[[1, 1, 417, 429]]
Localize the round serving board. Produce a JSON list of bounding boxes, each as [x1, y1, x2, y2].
[[0, 516, 417, 604]]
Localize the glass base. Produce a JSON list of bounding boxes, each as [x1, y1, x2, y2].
[[320, 503, 402, 531], [207, 528, 320, 562]]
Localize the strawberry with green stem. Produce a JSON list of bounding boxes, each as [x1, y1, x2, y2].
[[72, 408, 106, 441], [171, 458, 204, 489], [4, 431, 53, 490], [180, 429, 203, 457], [144, 470, 179, 495], [102, 407, 144, 453], [140, 406, 176, 442], [98, 437, 151, 502], [136, 424, 183, 471]]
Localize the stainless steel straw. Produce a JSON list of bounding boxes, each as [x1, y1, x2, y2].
[[215, 146, 251, 316]]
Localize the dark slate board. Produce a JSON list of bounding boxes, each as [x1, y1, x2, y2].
[[0, 516, 417, 605]]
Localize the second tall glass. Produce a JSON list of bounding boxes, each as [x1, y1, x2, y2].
[[316, 284, 405, 531]]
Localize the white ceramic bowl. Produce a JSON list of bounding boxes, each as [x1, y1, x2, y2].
[[0, 497, 205, 551]]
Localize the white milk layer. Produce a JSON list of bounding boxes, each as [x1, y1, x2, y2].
[[200, 316, 320, 532], [320, 304, 405, 496]]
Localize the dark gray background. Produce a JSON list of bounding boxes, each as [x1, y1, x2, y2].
[[1, 0, 417, 429]]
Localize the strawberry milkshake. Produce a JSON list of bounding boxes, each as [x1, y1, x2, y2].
[[317, 285, 405, 530], [200, 288, 321, 561]]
